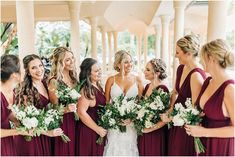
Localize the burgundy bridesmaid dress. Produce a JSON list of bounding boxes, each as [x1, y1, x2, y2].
[[75, 87, 106, 156], [195, 77, 234, 156], [53, 82, 76, 156], [167, 65, 206, 156], [1, 92, 17, 156], [14, 83, 51, 155], [138, 84, 169, 156]]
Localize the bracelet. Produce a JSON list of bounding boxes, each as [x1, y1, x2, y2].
[[154, 124, 159, 129]]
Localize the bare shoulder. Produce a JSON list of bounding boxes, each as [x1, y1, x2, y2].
[[105, 75, 116, 86], [191, 72, 204, 82], [134, 75, 142, 82], [224, 83, 234, 98]]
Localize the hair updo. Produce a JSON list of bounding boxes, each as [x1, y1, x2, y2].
[[177, 34, 201, 57], [200, 39, 234, 68], [1, 54, 20, 83], [113, 50, 132, 72], [149, 58, 167, 80]]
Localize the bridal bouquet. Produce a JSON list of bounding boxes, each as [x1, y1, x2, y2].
[[43, 103, 70, 143], [56, 80, 85, 120], [133, 88, 170, 135], [170, 98, 205, 154], [10, 104, 45, 141], [112, 94, 140, 133]]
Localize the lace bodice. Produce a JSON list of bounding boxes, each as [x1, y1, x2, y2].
[[110, 81, 138, 100], [104, 76, 139, 156]]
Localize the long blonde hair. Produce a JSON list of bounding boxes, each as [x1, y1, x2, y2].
[[49, 47, 78, 83]]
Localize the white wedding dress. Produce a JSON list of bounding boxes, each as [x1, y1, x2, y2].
[[103, 81, 139, 156]]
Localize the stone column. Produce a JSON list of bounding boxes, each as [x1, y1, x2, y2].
[[107, 32, 113, 71], [16, 1, 36, 61], [101, 26, 107, 72], [113, 31, 118, 53], [137, 34, 142, 73], [68, 1, 81, 69], [155, 24, 161, 59], [143, 31, 148, 65], [90, 17, 98, 59], [172, 1, 187, 86], [207, 1, 229, 41], [160, 15, 170, 65]]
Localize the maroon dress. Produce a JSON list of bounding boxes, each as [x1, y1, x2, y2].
[[168, 65, 206, 156], [1, 93, 17, 156], [138, 84, 169, 156], [75, 87, 106, 156], [14, 93, 51, 155], [195, 77, 234, 156], [53, 82, 76, 156]]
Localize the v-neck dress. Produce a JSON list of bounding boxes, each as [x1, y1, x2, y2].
[[167, 64, 206, 156], [195, 77, 234, 156]]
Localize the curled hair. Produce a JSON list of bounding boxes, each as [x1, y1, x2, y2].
[[79, 58, 102, 100], [49, 46, 78, 84], [1, 54, 20, 83], [15, 54, 43, 108], [113, 50, 132, 72], [149, 58, 167, 80], [177, 34, 201, 57], [201, 39, 234, 68]]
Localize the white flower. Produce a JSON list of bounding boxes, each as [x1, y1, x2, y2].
[[44, 117, 53, 125], [149, 102, 158, 110], [16, 111, 26, 120], [137, 108, 146, 119], [172, 115, 185, 126], [185, 98, 192, 108], [22, 117, 38, 129], [109, 118, 116, 126], [68, 89, 81, 100], [145, 120, 154, 128], [175, 103, 185, 111]]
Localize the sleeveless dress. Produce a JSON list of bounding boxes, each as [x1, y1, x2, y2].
[[14, 93, 52, 155], [1, 92, 17, 156], [75, 86, 106, 156], [138, 84, 169, 156], [103, 79, 139, 156], [53, 81, 76, 156], [168, 64, 206, 156], [195, 77, 234, 156]]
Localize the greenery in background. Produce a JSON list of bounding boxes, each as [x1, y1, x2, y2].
[[0, 23, 18, 55], [35, 22, 70, 58]]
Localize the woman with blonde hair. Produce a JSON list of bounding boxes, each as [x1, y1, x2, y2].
[[160, 34, 206, 155], [103, 50, 144, 156], [185, 39, 234, 156], [138, 58, 169, 156], [48, 47, 78, 155]]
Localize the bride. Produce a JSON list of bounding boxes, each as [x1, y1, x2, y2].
[[103, 50, 144, 156]]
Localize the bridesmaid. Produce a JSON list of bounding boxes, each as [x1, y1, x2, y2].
[[75, 58, 107, 156], [48, 47, 78, 156], [185, 39, 234, 156], [14, 54, 63, 156], [138, 58, 169, 156], [0, 54, 31, 156], [160, 34, 206, 155]]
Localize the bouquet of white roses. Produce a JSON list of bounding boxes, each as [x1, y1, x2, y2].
[[134, 88, 170, 135], [112, 94, 140, 132], [170, 98, 205, 154], [43, 103, 70, 143], [10, 104, 45, 141], [56, 80, 85, 120]]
